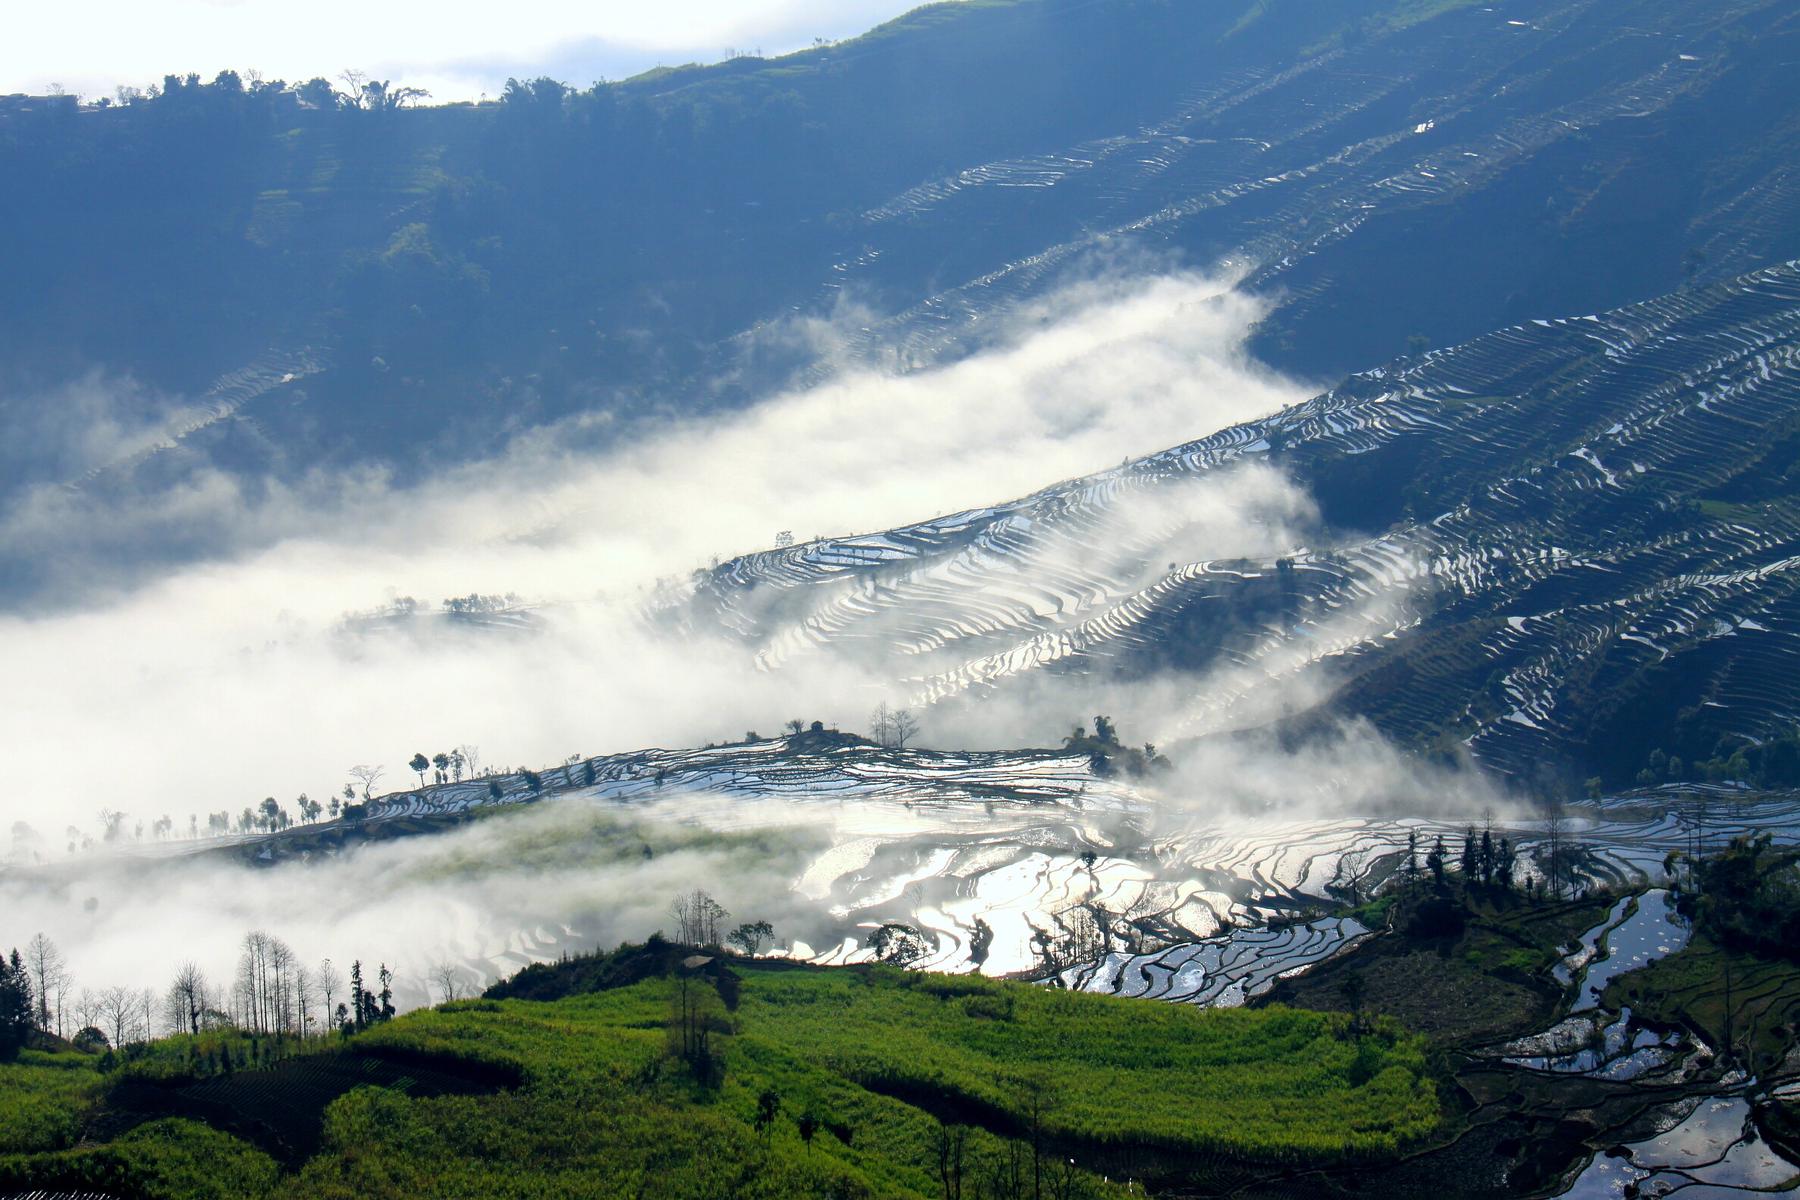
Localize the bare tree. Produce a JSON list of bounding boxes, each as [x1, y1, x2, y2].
[[348, 765, 385, 801], [167, 962, 208, 1035], [317, 959, 343, 1033], [1540, 793, 1567, 900], [74, 988, 100, 1040], [459, 745, 483, 779], [670, 890, 730, 946], [338, 68, 368, 107], [24, 933, 67, 1035], [97, 985, 138, 1048], [431, 962, 462, 1004], [891, 708, 921, 749], [293, 962, 315, 1036], [870, 703, 895, 748], [96, 808, 128, 842]]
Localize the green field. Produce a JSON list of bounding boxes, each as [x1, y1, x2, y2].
[[0, 952, 1439, 1198]]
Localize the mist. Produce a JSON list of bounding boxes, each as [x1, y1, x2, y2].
[[0, 799, 835, 1013], [0, 270, 1304, 843]]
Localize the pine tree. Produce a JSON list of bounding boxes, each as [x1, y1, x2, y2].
[[0, 948, 34, 1062], [1427, 835, 1448, 888], [349, 960, 367, 1031]]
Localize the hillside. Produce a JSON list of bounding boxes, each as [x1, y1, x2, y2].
[[0, 949, 1435, 1198], [676, 263, 1800, 785], [4, 0, 1797, 539]]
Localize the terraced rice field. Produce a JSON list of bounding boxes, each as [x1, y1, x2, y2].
[[209, 739, 1800, 1007], [1557, 1093, 1800, 1198], [671, 262, 1800, 784]]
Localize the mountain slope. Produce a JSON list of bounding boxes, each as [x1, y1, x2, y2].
[[675, 263, 1800, 783], [4, 0, 1797, 492]]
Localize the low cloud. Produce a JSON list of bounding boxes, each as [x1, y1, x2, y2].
[[0, 270, 1303, 841]]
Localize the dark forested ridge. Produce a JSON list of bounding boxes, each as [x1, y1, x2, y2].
[[5, 0, 1798, 491]]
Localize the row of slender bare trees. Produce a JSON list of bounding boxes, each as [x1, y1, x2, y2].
[[11, 929, 398, 1049]]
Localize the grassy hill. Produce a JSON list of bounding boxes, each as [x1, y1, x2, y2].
[[0, 946, 1438, 1198]]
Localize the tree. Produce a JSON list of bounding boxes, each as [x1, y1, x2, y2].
[[167, 962, 208, 1035], [97, 808, 128, 842], [727, 921, 774, 957], [1495, 837, 1517, 890], [935, 1120, 968, 1200], [671, 890, 730, 946], [296, 77, 337, 109], [870, 703, 894, 747], [868, 922, 929, 965], [432, 752, 451, 784], [1426, 835, 1448, 889], [349, 765, 384, 800], [97, 984, 138, 1049], [0, 949, 33, 1061], [754, 1088, 781, 1137], [318, 959, 343, 1034], [349, 960, 370, 1030], [892, 708, 921, 749], [431, 962, 461, 1003], [1540, 793, 1568, 900], [410, 752, 430, 788], [378, 964, 395, 1021], [24, 933, 66, 1036]]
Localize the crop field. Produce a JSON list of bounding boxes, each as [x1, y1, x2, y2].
[[0, 1049, 100, 1155], [0, 956, 1442, 1199]]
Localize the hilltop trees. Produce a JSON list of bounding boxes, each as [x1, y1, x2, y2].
[[869, 703, 921, 749], [345, 961, 396, 1031], [1060, 716, 1171, 778], [671, 890, 730, 947], [727, 921, 775, 957], [410, 753, 431, 788], [349, 765, 384, 800]]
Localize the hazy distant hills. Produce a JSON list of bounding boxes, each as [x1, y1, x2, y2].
[[4, 0, 1797, 484], [680, 263, 1800, 787]]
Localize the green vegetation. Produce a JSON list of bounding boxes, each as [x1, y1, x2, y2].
[[1603, 836, 1800, 1071], [0, 947, 1439, 1197], [0, 1119, 278, 1200], [0, 1048, 99, 1153], [1605, 933, 1800, 1073], [1271, 879, 1620, 1045]]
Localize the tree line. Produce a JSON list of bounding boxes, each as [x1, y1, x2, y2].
[[0, 929, 405, 1061]]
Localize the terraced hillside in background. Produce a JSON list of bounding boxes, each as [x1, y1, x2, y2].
[[3, 0, 1797, 506], [676, 263, 1800, 785]]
